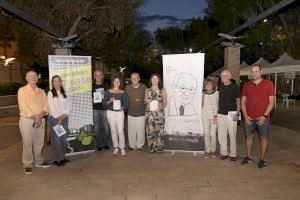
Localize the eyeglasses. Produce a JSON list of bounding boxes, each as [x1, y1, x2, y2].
[[177, 85, 196, 94]]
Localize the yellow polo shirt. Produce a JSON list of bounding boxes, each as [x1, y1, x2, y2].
[[18, 84, 48, 118]]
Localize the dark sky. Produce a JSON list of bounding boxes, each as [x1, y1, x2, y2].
[[139, 0, 207, 33]]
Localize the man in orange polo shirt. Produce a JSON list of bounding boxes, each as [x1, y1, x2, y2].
[[241, 65, 275, 169], [18, 71, 50, 174]]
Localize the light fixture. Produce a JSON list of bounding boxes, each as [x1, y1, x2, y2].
[[263, 19, 268, 23], [189, 48, 193, 53]]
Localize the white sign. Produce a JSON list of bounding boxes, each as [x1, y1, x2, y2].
[[284, 72, 295, 79], [163, 53, 205, 152]]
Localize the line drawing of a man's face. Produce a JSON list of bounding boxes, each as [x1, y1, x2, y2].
[[172, 73, 197, 105]]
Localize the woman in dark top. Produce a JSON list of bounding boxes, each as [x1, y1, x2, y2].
[[103, 76, 128, 156]]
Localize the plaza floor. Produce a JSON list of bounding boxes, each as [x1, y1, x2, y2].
[[0, 116, 299, 200]]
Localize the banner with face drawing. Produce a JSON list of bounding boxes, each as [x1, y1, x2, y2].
[[163, 53, 205, 152]]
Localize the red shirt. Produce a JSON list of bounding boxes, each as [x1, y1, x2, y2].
[[242, 78, 275, 119]]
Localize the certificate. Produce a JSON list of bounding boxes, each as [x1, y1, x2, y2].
[[53, 125, 66, 137], [150, 100, 158, 111], [113, 100, 121, 110], [93, 92, 102, 103]]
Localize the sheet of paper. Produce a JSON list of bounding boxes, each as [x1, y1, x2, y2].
[[113, 100, 121, 110], [227, 111, 241, 121], [150, 100, 158, 111], [53, 125, 66, 137], [93, 92, 102, 103]]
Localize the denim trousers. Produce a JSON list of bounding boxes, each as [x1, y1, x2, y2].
[[93, 109, 110, 148], [49, 116, 68, 161]]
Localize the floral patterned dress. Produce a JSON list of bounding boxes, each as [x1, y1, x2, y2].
[[145, 88, 165, 153]]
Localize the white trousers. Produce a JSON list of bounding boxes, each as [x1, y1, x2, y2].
[[107, 110, 125, 149], [202, 116, 217, 153], [128, 115, 145, 149], [217, 114, 237, 157]]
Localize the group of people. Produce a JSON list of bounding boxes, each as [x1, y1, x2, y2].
[[17, 64, 274, 175], [92, 71, 167, 156], [202, 65, 275, 169]]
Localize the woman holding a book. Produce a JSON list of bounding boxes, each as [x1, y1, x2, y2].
[[47, 75, 71, 166]]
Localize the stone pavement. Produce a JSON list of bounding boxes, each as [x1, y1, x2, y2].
[[0, 116, 299, 200]]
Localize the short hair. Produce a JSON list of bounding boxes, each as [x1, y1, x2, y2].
[[203, 79, 217, 93], [251, 64, 262, 71], [93, 70, 103, 75], [131, 72, 140, 78]]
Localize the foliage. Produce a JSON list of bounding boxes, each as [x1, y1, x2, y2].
[[0, 82, 24, 96], [0, 0, 146, 65], [155, 0, 300, 74]]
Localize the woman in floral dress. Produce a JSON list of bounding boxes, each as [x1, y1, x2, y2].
[[144, 73, 168, 153]]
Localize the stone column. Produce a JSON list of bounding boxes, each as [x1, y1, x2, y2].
[[224, 46, 240, 85]]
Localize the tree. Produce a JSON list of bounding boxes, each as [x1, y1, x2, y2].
[[0, 0, 145, 65]]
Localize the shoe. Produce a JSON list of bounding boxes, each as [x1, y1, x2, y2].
[[220, 155, 228, 160], [24, 167, 32, 174], [258, 159, 266, 169], [103, 145, 110, 150], [121, 149, 126, 156], [128, 147, 135, 151], [204, 153, 210, 159], [63, 159, 70, 163], [97, 147, 103, 151], [210, 152, 216, 158], [35, 162, 50, 168], [241, 157, 253, 165], [113, 148, 119, 155], [137, 148, 144, 151], [157, 150, 164, 154], [230, 157, 236, 161], [57, 160, 65, 166], [53, 161, 59, 166]]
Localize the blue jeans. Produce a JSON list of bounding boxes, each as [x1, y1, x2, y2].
[[93, 110, 110, 148], [49, 116, 68, 161]]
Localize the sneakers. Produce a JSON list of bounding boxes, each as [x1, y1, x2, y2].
[[230, 157, 236, 161], [24, 167, 32, 174], [241, 157, 253, 165], [220, 155, 228, 160], [35, 162, 50, 168], [258, 159, 266, 169], [204, 153, 210, 159], [121, 149, 126, 156], [113, 148, 119, 155]]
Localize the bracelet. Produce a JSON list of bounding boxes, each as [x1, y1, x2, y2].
[[263, 115, 268, 118]]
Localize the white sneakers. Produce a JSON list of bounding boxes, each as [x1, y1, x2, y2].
[[113, 148, 119, 155], [121, 149, 126, 156], [113, 148, 126, 156]]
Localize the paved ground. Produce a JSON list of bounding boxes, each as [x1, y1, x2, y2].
[[0, 115, 299, 200]]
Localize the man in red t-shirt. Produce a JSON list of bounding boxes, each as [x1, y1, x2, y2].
[[241, 65, 275, 169]]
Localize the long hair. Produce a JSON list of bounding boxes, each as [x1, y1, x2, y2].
[[149, 73, 162, 90], [203, 79, 217, 93], [51, 75, 67, 98]]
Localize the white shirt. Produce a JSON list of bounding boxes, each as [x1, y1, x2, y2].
[[202, 91, 219, 119], [47, 90, 71, 118]]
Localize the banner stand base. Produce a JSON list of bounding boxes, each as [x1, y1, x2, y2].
[[66, 150, 95, 157], [164, 150, 205, 156]]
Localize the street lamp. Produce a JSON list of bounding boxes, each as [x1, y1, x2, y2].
[[189, 48, 193, 53]]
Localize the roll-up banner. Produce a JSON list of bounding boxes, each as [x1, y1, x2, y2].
[[48, 55, 95, 156], [163, 53, 205, 153]]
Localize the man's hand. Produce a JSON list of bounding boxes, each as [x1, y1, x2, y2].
[[244, 115, 253, 125], [34, 114, 43, 124], [256, 116, 266, 126]]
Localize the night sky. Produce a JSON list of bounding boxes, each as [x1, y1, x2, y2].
[[139, 0, 207, 33]]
